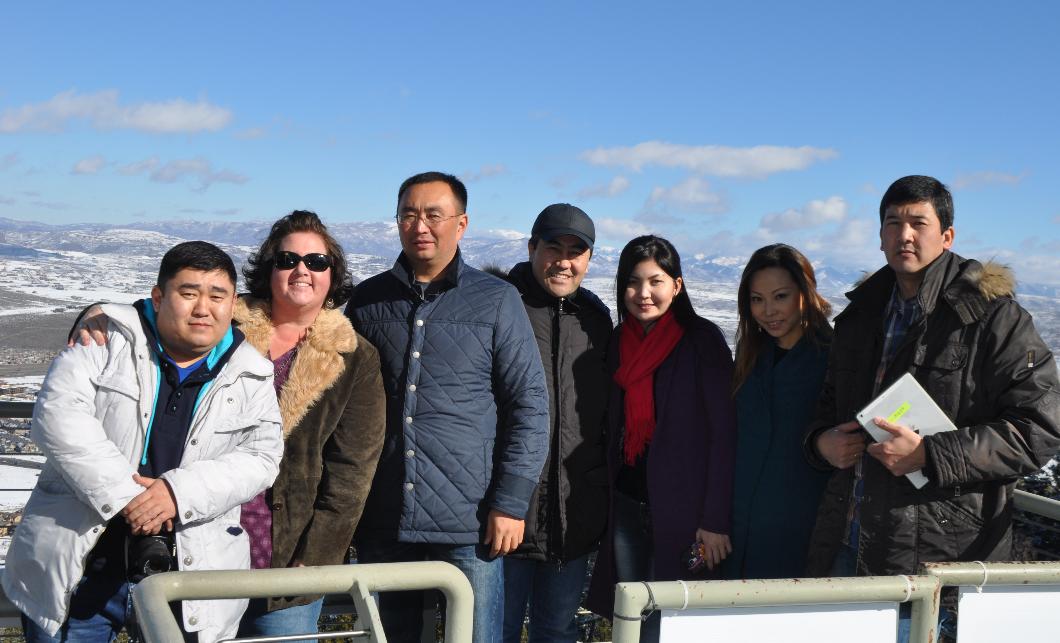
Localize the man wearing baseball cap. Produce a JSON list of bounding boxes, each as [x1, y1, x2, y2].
[[497, 204, 612, 642]]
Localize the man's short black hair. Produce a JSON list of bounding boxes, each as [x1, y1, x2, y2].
[[157, 241, 237, 291], [879, 175, 954, 231], [397, 171, 468, 213]]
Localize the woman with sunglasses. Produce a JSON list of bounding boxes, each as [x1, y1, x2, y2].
[[586, 235, 736, 643], [233, 210, 385, 640]]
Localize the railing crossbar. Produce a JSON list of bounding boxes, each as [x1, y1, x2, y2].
[[219, 629, 370, 643]]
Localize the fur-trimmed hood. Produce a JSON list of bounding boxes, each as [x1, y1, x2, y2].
[[850, 255, 1014, 300], [974, 260, 1015, 300], [846, 254, 1015, 327], [234, 297, 358, 437]]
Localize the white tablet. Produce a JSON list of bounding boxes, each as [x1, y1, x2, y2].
[[856, 372, 957, 489]]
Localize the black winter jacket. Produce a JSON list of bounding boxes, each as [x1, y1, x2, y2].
[[502, 262, 612, 562], [804, 251, 1060, 576]]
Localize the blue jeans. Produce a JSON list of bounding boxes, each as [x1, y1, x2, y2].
[[502, 555, 588, 643], [20, 572, 192, 643], [611, 492, 659, 643], [238, 597, 324, 643], [356, 540, 503, 643], [22, 574, 134, 643]]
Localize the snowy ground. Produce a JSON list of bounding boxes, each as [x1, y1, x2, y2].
[[0, 458, 42, 510]]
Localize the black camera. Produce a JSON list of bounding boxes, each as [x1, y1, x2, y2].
[[126, 534, 176, 583]]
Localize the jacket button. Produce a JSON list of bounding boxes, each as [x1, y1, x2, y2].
[[102, 504, 112, 514], [188, 616, 198, 626], [92, 527, 100, 534], [405, 482, 414, 491], [405, 416, 413, 424], [412, 351, 420, 359], [183, 555, 193, 566], [190, 438, 198, 446], [272, 503, 282, 510], [406, 450, 415, 458], [408, 384, 416, 392], [185, 510, 193, 519], [415, 319, 424, 327]]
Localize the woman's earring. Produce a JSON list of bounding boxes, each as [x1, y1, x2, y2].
[[325, 297, 335, 309]]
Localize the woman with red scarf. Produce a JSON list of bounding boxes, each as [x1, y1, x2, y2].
[[586, 235, 737, 641]]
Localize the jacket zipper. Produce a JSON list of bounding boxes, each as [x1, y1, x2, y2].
[[549, 298, 564, 560]]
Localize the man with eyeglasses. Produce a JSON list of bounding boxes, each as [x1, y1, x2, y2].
[[345, 171, 549, 643]]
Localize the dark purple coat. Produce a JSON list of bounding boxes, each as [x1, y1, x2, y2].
[[586, 316, 737, 618]]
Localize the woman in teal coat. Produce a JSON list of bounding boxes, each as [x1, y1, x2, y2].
[[724, 244, 833, 579]]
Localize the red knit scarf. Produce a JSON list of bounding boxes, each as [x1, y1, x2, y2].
[[613, 310, 685, 465]]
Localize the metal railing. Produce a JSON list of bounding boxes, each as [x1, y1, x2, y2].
[[612, 575, 941, 643], [0, 402, 32, 419], [133, 562, 473, 643]]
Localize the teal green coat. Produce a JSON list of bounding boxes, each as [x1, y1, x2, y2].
[[725, 333, 830, 579]]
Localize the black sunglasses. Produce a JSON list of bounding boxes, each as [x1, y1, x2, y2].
[[273, 251, 333, 272]]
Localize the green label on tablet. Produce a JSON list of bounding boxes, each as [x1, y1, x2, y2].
[[888, 402, 911, 423]]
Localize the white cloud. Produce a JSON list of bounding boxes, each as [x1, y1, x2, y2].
[[119, 157, 160, 175], [233, 127, 267, 140], [646, 176, 727, 214], [0, 90, 232, 134], [460, 163, 507, 182], [149, 158, 248, 191], [595, 217, 652, 240], [580, 141, 838, 178], [481, 228, 526, 240], [0, 152, 19, 171], [759, 196, 848, 233], [577, 175, 630, 199], [0, 195, 15, 205], [71, 155, 106, 175], [31, 200, 71, 211], [951, 171, 1024, 190]]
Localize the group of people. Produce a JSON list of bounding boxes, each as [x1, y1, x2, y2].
[[2, 171, 1057, 643]]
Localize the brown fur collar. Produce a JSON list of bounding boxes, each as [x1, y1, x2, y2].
[[234, 297, 358, 437], [976, 260, 1015, 300], [849, 259, 1014, 300]]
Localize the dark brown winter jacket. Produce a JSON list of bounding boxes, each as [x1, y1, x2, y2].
[[803, 251, 1060, 577], [235, 297, 386, 611]]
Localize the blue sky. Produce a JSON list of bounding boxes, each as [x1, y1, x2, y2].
[[2, 1, 1058, 283]]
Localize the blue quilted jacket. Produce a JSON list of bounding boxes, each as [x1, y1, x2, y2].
[[346, 251, 549, 544]]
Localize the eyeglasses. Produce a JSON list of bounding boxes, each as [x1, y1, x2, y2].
[[396, 212, 460, 228], [273, 251, 333, 272]]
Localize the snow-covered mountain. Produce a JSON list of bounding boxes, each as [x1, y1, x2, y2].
[[1, 216, 1058, 355]]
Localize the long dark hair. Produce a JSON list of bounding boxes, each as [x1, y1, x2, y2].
[[733, 243, 832, 391], [615, 235, 697, 327], [243, 210, 354, 307]]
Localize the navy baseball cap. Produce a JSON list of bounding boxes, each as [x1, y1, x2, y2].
[[531, 203, 595, 250]]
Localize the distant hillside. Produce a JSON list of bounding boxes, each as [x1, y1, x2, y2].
[[1, 216, 1057, 357]]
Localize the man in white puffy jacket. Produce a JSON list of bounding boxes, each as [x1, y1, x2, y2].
[[2, 241, 284, 643]]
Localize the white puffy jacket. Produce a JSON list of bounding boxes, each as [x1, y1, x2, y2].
[[2, 303, 283, 642]]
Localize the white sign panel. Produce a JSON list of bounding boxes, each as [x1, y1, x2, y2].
[[660, 602, 898, 643], [957, 585, 1060, 642]]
